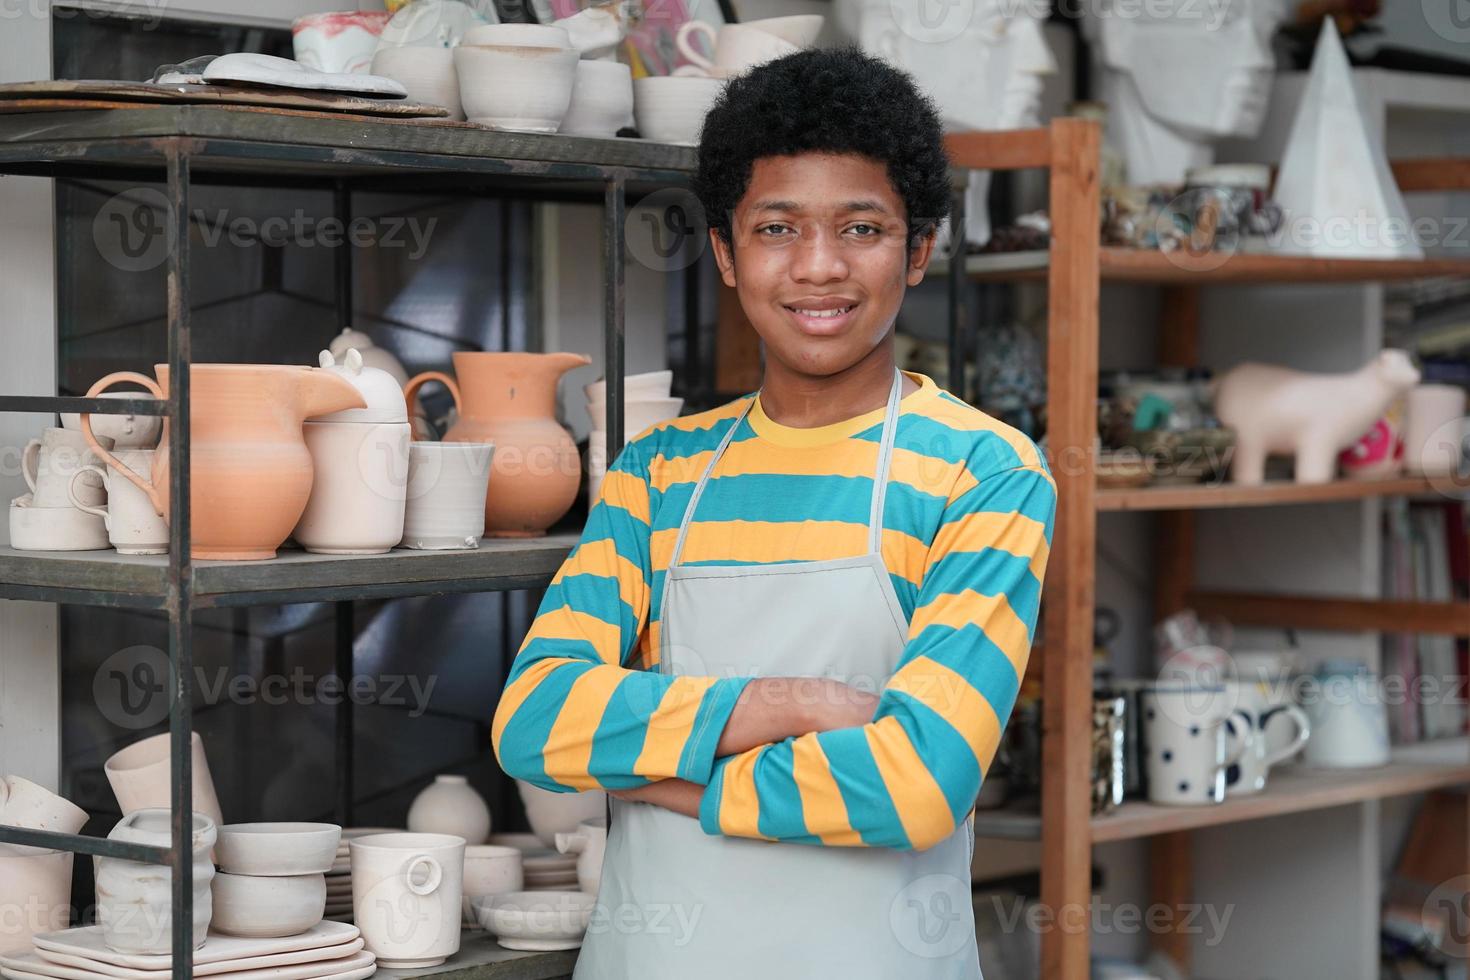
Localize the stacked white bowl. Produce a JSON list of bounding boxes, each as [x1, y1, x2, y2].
[[455, 24, 580, 133], [584, 371, 682, 508], [211, 824, 340, 939]]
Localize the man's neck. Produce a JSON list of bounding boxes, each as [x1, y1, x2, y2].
[[758, 340, 916, 429]]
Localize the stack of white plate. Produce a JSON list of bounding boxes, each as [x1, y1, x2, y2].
[[324, 828, 399, 923], [486, 832, 579, 892], [2, 922, 374, 980]]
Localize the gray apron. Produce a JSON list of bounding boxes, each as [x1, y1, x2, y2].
[[575, 369, 982, 980]]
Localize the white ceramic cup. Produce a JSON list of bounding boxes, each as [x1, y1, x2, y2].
[[69, 450, 168, 555], [0, 849, 73, 954], [350, 832, 465, 969], [1140, 685, 1251, 806], [454, 43, 580, 134], [674, 20, 797, 77], [370, 46, 463, 121], [583, 370, 673, 405], [103, 732, 224, 834], [23, 427, 113, 509], [0, 775, 89, 857], [1224, 681, 1310, 795], [60, 391, 162, 450], [554, 817, 605, 897], [632, 75, 724, 146], [586, 397, 683, 435], [400, 442, 494, 551], [741, 14, 823, 47], [462, 845, 523, 924], [1299, 669, 1391, 768], [560, 60, 634, 139], [1404, 383, 1467, 475], [96, 810, 215, 955], [291, 11, 391, 74]]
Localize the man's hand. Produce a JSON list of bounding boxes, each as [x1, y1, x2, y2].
[[714, 676, 879, 757], [608, 778, 703, 818]]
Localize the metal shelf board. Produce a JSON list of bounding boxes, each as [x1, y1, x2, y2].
[[376, 932, 575, 980], [0, 825, 170, 863]]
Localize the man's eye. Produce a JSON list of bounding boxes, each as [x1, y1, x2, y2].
[[758, 223, 793, 236], [848, 223, 882, 236]]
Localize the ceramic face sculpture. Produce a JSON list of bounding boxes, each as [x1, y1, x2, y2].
[[836, 0, 1057, 245], [1084, 0, 1287, 185]]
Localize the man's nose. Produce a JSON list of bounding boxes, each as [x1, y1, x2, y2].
[[788, 229, 848, 284]]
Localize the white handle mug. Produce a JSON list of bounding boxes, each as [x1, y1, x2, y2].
[[67, 466, 112, 532], [674, 20, 717, 74], [406, 855, 442, 897], [1259, 704, 1311, 769]]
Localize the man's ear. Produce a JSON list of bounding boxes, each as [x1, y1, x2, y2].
[[906, 226, 938, 287], [710, 227, 737, 288]]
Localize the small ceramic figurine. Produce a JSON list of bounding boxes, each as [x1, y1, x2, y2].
[[1213, 349, 1421, 485]]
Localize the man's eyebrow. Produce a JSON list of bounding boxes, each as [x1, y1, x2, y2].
[[747, 199, 892, 213]]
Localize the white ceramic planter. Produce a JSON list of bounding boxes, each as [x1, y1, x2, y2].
[[96, 810, 216, 955], [0, 849, 73, 954], [515, 780, 606, 848], [461, 845, 523, 924], [211, 871, 326, 939], [103, 732, 224, 833], [633, 75, 724, 145], [0, 775, 89, 857], [400, 442, 494, 551], [295, 421, 411, 554], [554, 817, 606, 897], [350, 833, 464, 969], [216, 823, 341, 877], [370, 46, 463, 121], [407, 775, 491, 845], [454, 44, 579, 133], [560, 60, 634, 138]]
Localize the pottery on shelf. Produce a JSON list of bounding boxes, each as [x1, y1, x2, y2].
[[632, 75, 724, 146], [473, 890, 594, 951], [294, 349, 412, 556], [211, 871, 327, 939], [400, 442, 495, 550], [553, 817, 606, 897], [377, 0, 492, 51], [96, 810, 216, 955], [560, 60, 633, 139], [0, 849, 73, 954], [349, 832, 464, 969], [103, 732, 224, 833], [8, 495, 109, 553], [204, 52, 405, 97], [462, 23, 569, 48], [69, 449, 170, 556], [515, 780, 606, 848], [461, 845, 523, 925], [1403, 383, 1467, 475], [407, 775, 491, 845], [586, 396, 683, 435], [1213, 349, 1421, 485], [0, 775, 89, 857], [454, 43, 579, 133], [583, 370, 673, 405], [371, 46, 462, 120], [673, 20, 798, 78], [291, 11, 394, 74], [328, 329, 410, 389], [80, 364, 366, 560], [23, 427, 112, 509], [405, 352, 591, 537], [216, 823, 341, 877], [60, 391, 162, 450]]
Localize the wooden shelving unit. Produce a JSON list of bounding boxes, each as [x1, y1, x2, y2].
[[944, 124, 1470, 980]]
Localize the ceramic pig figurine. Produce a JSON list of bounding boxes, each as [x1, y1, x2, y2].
[[1213, 350, 1420, 485]]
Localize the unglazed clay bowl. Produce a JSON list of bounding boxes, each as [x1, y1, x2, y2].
[[211, 871, 326, 938], [462, 845, 523, 924], [216, 823, 342, 877], [473, 890, 594, 951], [455, 43, 578, 133], [632, 75, 724, 145], [583, 370, 673, 404]]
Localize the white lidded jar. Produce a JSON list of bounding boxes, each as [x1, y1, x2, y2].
[[407, 774, 491, 845], [294, 348, 412, 554], [96, 809, 216, 954]]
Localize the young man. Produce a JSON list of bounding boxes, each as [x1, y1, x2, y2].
[[493, 47, 1056, 979]]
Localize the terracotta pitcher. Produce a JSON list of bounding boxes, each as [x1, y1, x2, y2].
[[405, 352, 590, 537], [80, 364, 366, 560]]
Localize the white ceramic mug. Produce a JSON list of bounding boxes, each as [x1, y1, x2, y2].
[[0, 775, 89, 857], [23, 428, 113, 509], [462, 845, 523, 925], [103, 732, 224, 833], [350, 832, 465, 969], [1224, 682, 1310, 795], [68, 450, 168, 555], [1299, 666, 1390, 768], [560, 60, 634, 139], [554, 817, 606, 897], [674, 21, 797, 77], [400, 442, 494, 551], [1140, 685, 1251, 806]]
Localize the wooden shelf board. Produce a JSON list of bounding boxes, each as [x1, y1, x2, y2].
[[938, 248, 1470, 284], [972, 739, 1470, 844], [1095, 476, 1441, 511]]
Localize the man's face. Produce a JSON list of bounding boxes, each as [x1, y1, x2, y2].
[[710, 152, 935, 379]]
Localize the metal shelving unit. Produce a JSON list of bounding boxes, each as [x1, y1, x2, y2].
[[0, 103, 700, 980]]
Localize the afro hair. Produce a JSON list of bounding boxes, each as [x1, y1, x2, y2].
[[693, 46, 952, 249]]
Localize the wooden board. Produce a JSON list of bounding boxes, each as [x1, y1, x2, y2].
[[0, 80, 449, 117]]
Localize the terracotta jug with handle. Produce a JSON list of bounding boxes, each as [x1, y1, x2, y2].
[[80, 364, 366, 560], [404, 351, 590, 537]]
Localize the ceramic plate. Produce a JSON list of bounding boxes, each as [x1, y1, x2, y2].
[[32, 942, 365, 980], [32, 924, 361, 971], [375, 0, 493, 52], [494, 937, 581, 951], [0, 951, 375, 980], [202, 54, 406, 98]]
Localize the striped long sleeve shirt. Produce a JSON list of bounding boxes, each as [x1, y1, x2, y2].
[[491, 371, 1056, 851]]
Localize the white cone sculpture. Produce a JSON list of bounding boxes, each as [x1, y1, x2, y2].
[[1270, 20, 1423, 259]]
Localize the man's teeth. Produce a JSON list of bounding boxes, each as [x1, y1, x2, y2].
[[792, 306, 852, 318]]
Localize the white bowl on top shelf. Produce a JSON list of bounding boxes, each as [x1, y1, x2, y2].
[[455, 43, 579, 133], [371, 46, 462, 120], [584, 370, 673, 404], [462, 23, 569, 48], [633, 75, 724, 145], [216, 823, 342, 877], [586, 397, 683, 435]]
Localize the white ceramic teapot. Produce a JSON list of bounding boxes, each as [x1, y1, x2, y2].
[[554, 817, 606, 896]]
